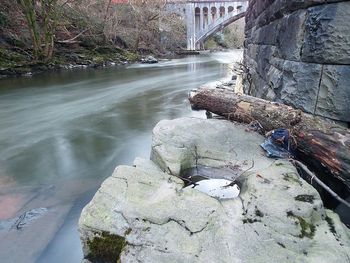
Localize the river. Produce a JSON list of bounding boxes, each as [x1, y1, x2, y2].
[[0, 50, 243, 263]]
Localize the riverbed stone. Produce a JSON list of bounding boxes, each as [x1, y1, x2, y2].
[[79, 118, 350, 262]]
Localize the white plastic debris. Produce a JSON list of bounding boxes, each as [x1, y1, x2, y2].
[[189, 179, 240, 199]]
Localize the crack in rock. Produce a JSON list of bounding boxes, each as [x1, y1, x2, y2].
[[140, 217, 210, 237]]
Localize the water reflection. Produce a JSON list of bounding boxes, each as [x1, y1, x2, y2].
[[0, 50, 243, 263]]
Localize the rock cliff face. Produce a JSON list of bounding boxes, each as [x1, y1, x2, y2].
[[79, 118, 350, 262], [243, 0, 350, 123]]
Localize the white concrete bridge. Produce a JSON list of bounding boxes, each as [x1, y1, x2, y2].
[[185, 0, 248, 50], [114, 1, 248, 51]]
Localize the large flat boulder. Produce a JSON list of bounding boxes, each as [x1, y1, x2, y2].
[[79, 118, 350, 262]]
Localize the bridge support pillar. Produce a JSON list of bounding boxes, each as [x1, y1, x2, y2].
[[199, 9, 204, 31], [186, 3, 196, 50], [208, 6, 213, 25]]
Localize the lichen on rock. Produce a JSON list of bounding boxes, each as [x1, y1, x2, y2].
[[79, 118, 350, 262]]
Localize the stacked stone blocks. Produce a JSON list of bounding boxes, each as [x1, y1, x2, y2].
[[243, 0, 350, 123]]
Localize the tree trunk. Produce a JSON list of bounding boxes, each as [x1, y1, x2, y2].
[[103, 0, 113, 29], [18, 0, 58, 61], [19, 0, 43, 60], [134, 29, 141, 51], [189, 88, 350, 189], [41, 0, 57, 61]]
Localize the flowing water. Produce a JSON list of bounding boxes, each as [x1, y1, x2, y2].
[[0, 50, 243, 263]]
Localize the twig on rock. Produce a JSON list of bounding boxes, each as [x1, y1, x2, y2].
[[226, 160, 255, 187], [291, 160, 350, 209]]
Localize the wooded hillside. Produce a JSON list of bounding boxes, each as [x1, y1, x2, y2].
[[0, 0, 186, 75]]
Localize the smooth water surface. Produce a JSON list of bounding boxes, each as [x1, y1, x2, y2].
[[0, 50, 243, 263]]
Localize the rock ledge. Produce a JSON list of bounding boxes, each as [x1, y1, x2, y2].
[[79, 118, 350, 262]]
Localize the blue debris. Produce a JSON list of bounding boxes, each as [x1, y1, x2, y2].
[[261, 128, 294, 158]]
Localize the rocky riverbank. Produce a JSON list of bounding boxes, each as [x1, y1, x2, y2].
[[79, 117, 350, 262], [0, 45, 140, 78]]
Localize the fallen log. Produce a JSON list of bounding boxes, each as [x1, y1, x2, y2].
[[189, 88, 350, 189]]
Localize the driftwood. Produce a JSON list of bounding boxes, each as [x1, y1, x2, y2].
[[56, 29, 89, 44], [189, 88, 350, 189]]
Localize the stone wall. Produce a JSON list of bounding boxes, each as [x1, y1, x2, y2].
[[243, 0, 350, 123]]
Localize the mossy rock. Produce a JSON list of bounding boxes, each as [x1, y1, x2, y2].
[[294, 195, 315, 203], [325, 215, 337, 235], [122, 51, 139, 61], [87, 231, 126, 263], [3, 35, 27, 48], [0, 47, 29, 68], [91, 56, 106, 64], [287, 211, 316, 239], [282, 172, 303, 186], [94, 46, 118, 54], [79, 37, 98, 50]]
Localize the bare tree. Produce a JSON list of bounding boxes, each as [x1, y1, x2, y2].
[[125, 0, 186, 51], [17, 0, 58, 61], [15, 0, 187, 59]]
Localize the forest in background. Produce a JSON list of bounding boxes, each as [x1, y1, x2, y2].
[[205, 17, 245, 50], [0, 0, 244, 76], [0, 0, 186, 75]]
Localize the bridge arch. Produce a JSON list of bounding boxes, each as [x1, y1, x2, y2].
[[219, 6, 225, 17], [211, 7, 217, 20], [195, 7, 201, 32], [203, 7, 209, 28], [195, 12, 245, 46], [186, 0, 248, 50]]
